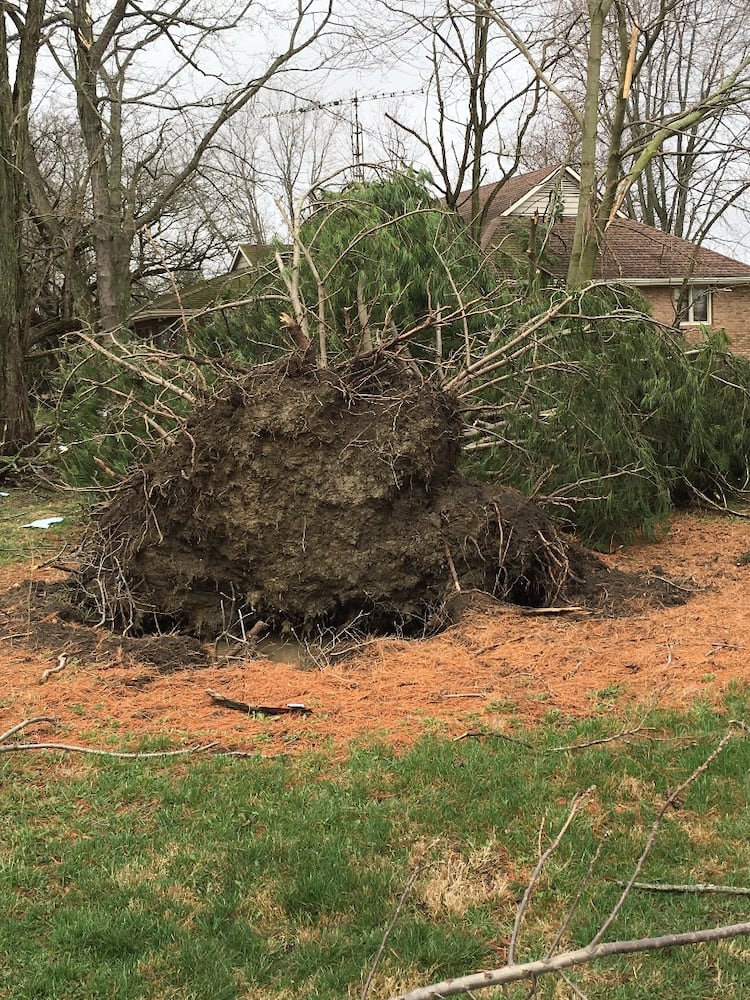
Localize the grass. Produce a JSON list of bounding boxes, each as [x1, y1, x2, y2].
[[0, 487, 86, 568], [1, 706, 750, 999], [1, 490, 750, 997]]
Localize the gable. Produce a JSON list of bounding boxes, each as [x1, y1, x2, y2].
[[505, 171, 580, 218]]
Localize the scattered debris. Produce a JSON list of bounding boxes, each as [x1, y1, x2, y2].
[[22, 517, 64, 529], [206, 688, 312, 716]]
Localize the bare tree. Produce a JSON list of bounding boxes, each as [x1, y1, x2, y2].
[[619, 0, 750, 246], [25, 112, 97, 329], [382, 0, 545, 241], [40, 0, 334, 330], [202, 94, 345, 254], [0, 0, 46, 453]]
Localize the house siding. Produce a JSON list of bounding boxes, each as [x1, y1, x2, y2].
[[711, 287, 750, 358], [512, 176, 580, 218], [640, 285, 750, 359]]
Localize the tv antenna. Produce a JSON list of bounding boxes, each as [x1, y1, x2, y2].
[[264, 87, 424, 181]]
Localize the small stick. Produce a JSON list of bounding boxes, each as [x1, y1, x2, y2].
[[443, 542, 462, 592], [0, 742, 219, 758], [647, 575, 698, 593], [615, 881, 750, 897], [521, 606, 590, 616], [453, 729, 533, 749], [548, 724, 649, 753], [508, 787, 596, 964], [40, 654, 68, 684], [362, 838, 440, 1000], [206, 689, 312, 716], [0, 716, 58, 743]]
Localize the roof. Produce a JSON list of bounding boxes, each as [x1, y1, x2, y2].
[[464, 165, 750, 283], [454, 164, 565, 222], [129, 268, 273, 327], [230, 242, 289, 272], [541, 217, 750, 283]]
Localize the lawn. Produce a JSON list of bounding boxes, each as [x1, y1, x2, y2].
[[2, 708, 750, 999], [1, 489, 749, 999]]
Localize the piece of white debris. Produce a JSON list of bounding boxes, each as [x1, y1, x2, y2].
[[0, 491, 9, 497], [22, 516, 64, 529]]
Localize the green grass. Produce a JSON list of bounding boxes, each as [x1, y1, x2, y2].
[[1, 705, 750, 999], [2, 491, 749, 997], [0, 488, 86, 568]]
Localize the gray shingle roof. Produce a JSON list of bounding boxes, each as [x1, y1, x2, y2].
[[541, 216, 750, 282], [465, 165, 750, 282]]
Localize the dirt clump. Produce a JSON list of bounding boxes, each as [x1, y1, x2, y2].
[[75, 355, 681, 641]]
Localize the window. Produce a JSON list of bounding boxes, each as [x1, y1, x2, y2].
[[673, 286, 712, 325]]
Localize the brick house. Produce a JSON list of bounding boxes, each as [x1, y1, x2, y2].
[[456, 164, 750, 358]]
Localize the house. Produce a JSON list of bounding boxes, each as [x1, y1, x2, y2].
[[229, 242, 290, 272], [130, 244, 287, 340], [455, 164, 750, 358]]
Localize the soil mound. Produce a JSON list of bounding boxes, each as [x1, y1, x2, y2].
[[76, 355, 669, 640]]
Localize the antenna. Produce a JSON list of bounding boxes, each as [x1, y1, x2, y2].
[[263, 87, 424, 178]]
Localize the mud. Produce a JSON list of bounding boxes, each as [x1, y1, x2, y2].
[[75, 355, 685, 642]]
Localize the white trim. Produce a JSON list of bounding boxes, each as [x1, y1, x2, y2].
[[627, 276, 750, 287], [229, 245, 251, 272], [501, 166, 566, 216], [674, 285, 712, 326]]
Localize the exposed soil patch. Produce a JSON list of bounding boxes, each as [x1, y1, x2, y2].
[[73, 356, 681, 641], [2, 511, 747, 758]]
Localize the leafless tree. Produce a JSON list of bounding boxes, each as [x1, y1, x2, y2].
[[480, 0, 750, 285], [1, 0, 46, 452], [2, 0, 334, 452], [201, 93, 345, 255], [39, 0, 334, 330], [382, 0, 545, 240], [618, 0, 750, 246]]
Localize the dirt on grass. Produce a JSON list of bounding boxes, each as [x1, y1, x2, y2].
[[1, 510, 748, 757]]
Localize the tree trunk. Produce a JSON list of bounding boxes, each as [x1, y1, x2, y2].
[[72, 0, 133, 332], [0, 0, 45, 454], [566, 0, 612, 287]]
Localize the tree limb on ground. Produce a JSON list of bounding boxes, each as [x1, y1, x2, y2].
[[206, 689, 312, 715], [386, 725, 748, 1000]]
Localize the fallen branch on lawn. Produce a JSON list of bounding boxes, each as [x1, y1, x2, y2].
[[0, 740, 219, 758], [386, 725, 746, 1000], [0, 717, 58, 743], [616, 881, 750, 897], [206, 689, 312, 716], [388, 923, 750, 999]]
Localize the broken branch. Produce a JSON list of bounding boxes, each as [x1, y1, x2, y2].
[[40, 653, 68, 684], [206, 689, 312, 716]]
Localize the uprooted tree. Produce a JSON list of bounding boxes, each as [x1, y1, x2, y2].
[[62, 172, 750, 638], [77, 353, 619, 640]]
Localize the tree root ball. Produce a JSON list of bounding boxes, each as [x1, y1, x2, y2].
[[78, 355, 597, 639]]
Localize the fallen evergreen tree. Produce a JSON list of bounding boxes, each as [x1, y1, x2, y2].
[[28, 177, 750, 550]]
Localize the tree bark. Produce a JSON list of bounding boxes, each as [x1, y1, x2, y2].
[[566, 0, 612, 287], [0, 0, 46, 454]]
